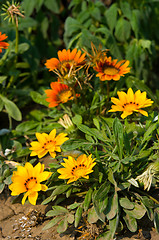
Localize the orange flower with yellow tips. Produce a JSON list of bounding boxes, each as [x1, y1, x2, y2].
[[9, 162, 52, 205], [29, 129, 69, 158], [45, 81, 80, 108], [57, 154, 96, 184], [0, 32, 9, 53], [108, 88, 153, 119], [94, 56, 130, 81], [45, 48, 86, 76]]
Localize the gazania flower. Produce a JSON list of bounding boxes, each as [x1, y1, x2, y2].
[[45, 48, 86, 76], [29, 129, 69, 158], [45, 81, 80, 107], [0, 32, 9, 53], [57, 154, 96, 184], [9, 162, 52, 205], [94, 56, 130, 81], [108, 88, 153, 119]]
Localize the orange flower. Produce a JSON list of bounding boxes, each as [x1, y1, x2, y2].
[[45, 81, 80, 107], [94, 56, 130, 81], [0, 32, 9, 53], [45, 48, 86, 75]]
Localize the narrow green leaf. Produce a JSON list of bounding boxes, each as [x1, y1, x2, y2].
[[87, 206, 99, 224], [154, 208, 159, 233], [123, 214, 137, 232], [112, 118, 123, 159], [119, 198, 134, 210], [67, 213, 74, 224], [42, 216, 63, 230], [51, 185, 71, 197], [75, 205, 83, 228], [83, 188, 93, 211], [104, 191, 118, 220], [57, 217, 68, 233]]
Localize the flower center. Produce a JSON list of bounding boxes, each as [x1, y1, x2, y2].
[[24, 177, 37, 191], [42, 140, 56, 150], [104, 67, 119, 75], [59, 90, 72, 103], [122, 102, 139, 111], [71, 164, 86, 177]]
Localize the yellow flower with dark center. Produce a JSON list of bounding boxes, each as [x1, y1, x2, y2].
[[45, 81, 80, 108], [29, 129, 69, 158], [108, 88, 153, 119], [45, 48, 86, 76], [0, 32, 9, 53], [94, 56, 130, 81], [9, 162, 52, 205], [57, 154, 96, 184]]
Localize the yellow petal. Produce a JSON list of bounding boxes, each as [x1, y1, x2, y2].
[[28, 191, 38, 205]]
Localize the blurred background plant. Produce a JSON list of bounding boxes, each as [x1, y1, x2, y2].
[[0, 0, 159, 238]]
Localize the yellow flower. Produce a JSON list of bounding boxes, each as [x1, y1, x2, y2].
[[108, 88, 153, 119], [29, 129, 69, 158], [94, 56, 130, 81], [57, 154, 96, 184], [9, 162, 52, 205]]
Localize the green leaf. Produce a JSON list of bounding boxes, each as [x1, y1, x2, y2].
[[0, 95, 22, 121], [87, 206, 99, 224], [105, 3, 118, 32], [44, 0, 60, 14], [0, 97, 4, 112], [119, 198, 134, 210], [124, 203, 146, 219], [57, 217, 68, 233], [15, 121, 39, 132], [130, 9, 141, 39], [104, 191, 118, 220], [123, 214, 137, 232], [115, 17, 131, 42], [77, 124, 106, 142], [42, 216, 63, 230], [93, 118, 100, 130], [21, 0, 36, 16], [67, 214, 74, 224], [112, 118, 123, 159], [30, 91, 48, 106], [141, 123, 157, 145], [154, 208, 159, 233], [120, 2, 132, 20], [109, 214, 119, 238], [64, 17, 81, 37], [0, 76, 7, 84], [18, 43, 30, 54], [121, 156, 137, 165], [0, 183, 5, 193], [68, 202, 81, 210], [51, 185, 71, 197], [62, 139, 92, 151], [83, 188, 93, 211], [75, 204, 83, 228], [46, 206, 68, 217], [72, 114, 82, 125], [97, 231, 112, 240]]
